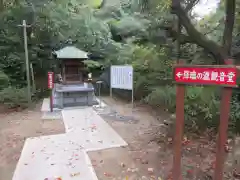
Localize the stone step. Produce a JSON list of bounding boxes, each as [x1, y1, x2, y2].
[[41, 98, 62, 120]]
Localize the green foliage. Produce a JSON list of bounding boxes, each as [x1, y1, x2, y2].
[[144, 86, 176, 110], [0, 0, 239, 136], [184, 86, 220, 133], [130, 45, 172, 98], [84, 0, 103, 8], [230, 96, 240, 135], [0, 70, 9, 89], [83, 60, 102, 69], [144, 85, 221, 133], [0, 87, 28, 108]]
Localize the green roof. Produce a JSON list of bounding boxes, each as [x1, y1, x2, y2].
[[54, 46, 88, 59]]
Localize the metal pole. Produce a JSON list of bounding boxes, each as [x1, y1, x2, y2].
[[96, 81, 103, 108], [50, 89, 53, 112], [23, 20, 31, 105], [110, 66, 112, 98], [110, 86, 112, 98], [131, 69, 134, 109], [30, 63, 36, 94], [98, 83, 101, 108]]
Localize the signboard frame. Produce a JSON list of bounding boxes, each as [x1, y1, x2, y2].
[[110, 65, 134, 108], [172, 60, 239, 180]]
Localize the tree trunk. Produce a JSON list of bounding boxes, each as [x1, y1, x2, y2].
[[0, 0, 3, 11], [171, 0, 236, 64], [222, 0, 236, 60]]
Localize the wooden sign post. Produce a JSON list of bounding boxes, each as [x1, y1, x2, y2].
[[48, 72, 54, 112], [172, 60, 238, 180]]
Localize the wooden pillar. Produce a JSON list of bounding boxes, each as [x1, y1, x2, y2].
[[214, 59, 234, 180], [63, 63, 66, 83], [173, 60, 185, 180]]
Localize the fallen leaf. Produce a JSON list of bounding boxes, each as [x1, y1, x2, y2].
[[233, 169, 240, 178], [211, 161, 216, 169], [120, 162, 125, 167], [187, 169, 194, 174], [104, 172, 112, 177], [148, 168, 154, 173], [70, 172, 80, 177], [224, 144, 231, 153], [66, 162, 72, 166], [141, 159, 148, 164], [131, 168, 139, 172], [150, 175, 156, 179]]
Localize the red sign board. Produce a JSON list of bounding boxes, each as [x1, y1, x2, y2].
[[174, 66, 238, 87], [48, 72, 54, 89]]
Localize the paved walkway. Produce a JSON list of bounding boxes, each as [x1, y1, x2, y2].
[[13, 106, 127, 180]]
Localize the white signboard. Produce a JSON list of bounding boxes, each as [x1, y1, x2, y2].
[[110, 65, 133, 90]]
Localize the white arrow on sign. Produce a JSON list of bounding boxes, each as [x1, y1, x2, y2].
[[176, 72, 182, 78]]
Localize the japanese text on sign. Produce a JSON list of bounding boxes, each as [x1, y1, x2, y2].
[[111, 65, 133, 90], [48, 72, 54, 89], [174, 67, 237, 86]]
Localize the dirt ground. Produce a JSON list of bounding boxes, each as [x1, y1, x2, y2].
[[0, 97, 238, 180], [89, 97, 171, 180], [0, 103, 65, 180], [90, 97, 239, 180]]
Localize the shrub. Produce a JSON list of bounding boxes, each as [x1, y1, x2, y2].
[[0, 87, 29, 108], [230, 96, 240, 135], [144, 85, 176, 110], [184, 86, 220, 133], [0, 71, 9, 90], [144, 85, 224, 133]]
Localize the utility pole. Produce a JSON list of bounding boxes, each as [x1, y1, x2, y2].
[[18, 20, 31, 105]]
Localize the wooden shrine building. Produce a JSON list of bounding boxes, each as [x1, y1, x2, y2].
[[51, 46, 97, 108], [54, 46, 89, 84]]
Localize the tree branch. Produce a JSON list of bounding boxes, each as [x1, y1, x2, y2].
[[184, 0, 200, 12], [172, 2, 224, 64], [165, 26, 192, 44], [203, 22, 222, 35]]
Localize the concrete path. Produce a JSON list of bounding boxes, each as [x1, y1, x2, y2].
[[13, 105, 127, 180]]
